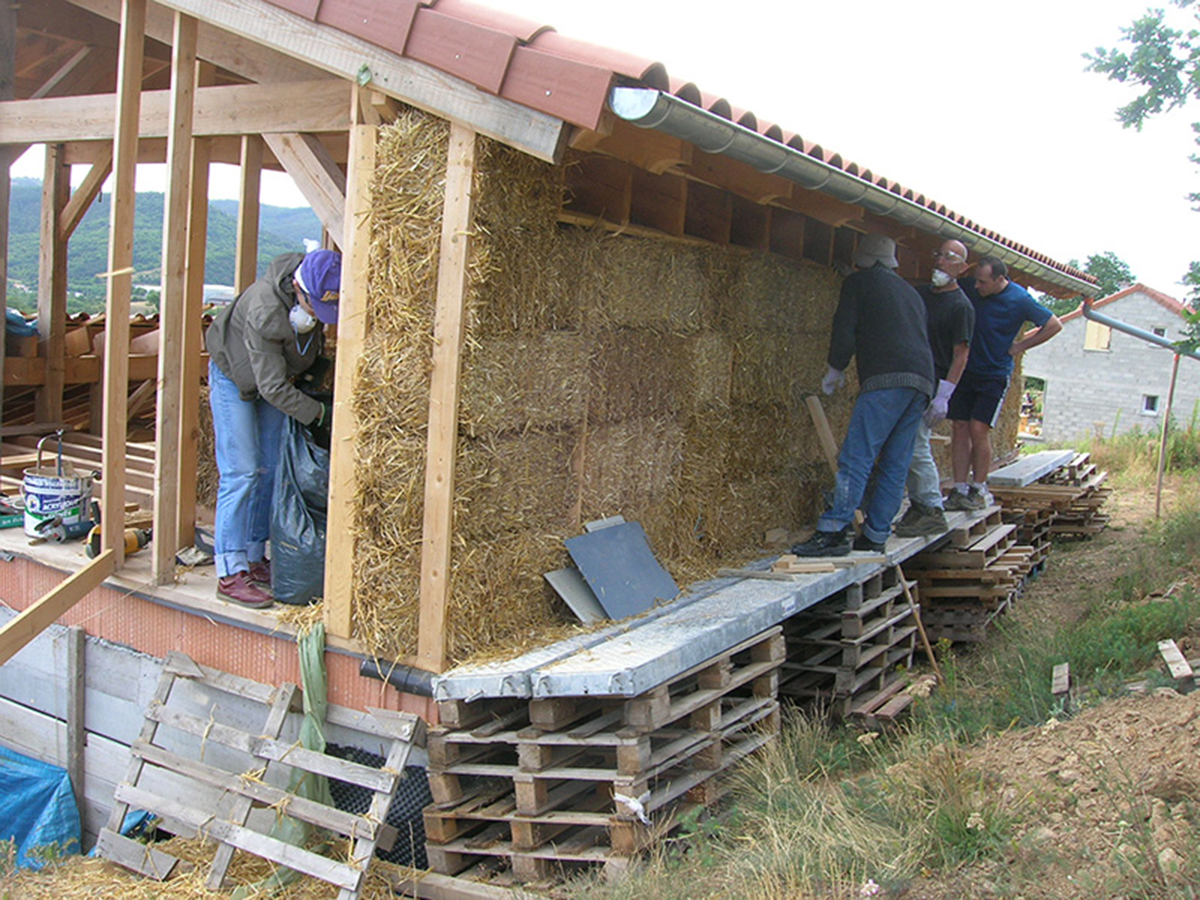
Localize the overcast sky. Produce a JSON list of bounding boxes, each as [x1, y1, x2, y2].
[[11, 0, 1198, 295]]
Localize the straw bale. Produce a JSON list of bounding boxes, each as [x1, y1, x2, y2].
[[718, 253, 842, 333], [578, 417, 683, 522], [730, 331, 828, 406], [459, 332, 592, 434], [575, 233, 713, 332], [195, 382, 217, 509], [724, 403, 813, 477]]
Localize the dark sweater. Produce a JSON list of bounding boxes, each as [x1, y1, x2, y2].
[[827, 264, 934, 397]]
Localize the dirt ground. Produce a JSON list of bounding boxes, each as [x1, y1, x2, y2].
[[909, 478, 1200, 900]]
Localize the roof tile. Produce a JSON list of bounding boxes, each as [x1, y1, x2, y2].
[[405, 8, 517, 94], [270, 0, 320, 19], [431, 0, 550, 44], [530, 31, 668, 89], [500, 44, 614, 130], [316, 0, 422, 54]]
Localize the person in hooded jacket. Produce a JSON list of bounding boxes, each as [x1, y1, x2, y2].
[[205, 249, 340, 608]]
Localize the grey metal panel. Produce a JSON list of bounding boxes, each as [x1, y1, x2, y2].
[[987, 449, 1077, 487]]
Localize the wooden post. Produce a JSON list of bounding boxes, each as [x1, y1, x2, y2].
[[152, 11, 197, 585], [102, 0, 147, 566], [234, 134, 262, 293], [36, 144, 70, 423], [323, 93, 375, 641], [416, 123, 477, 673], [176, 136, 210, 549], [0, 0, 13, 421], [66, 626, 87, 813], [1154, 352, 1182, 520]]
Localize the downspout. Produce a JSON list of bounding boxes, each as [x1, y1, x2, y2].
[[1082, 300, 1200, 360], [359, 657, 436, 697], [609, 87, 1096, 298]]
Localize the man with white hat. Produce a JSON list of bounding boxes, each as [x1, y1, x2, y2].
[[792, 234, 934, 557]]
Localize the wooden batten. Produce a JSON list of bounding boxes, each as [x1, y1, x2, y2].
[[416, 122, 478, 674], [101, 0, 146, 566], [151, 11, 197, 585], [36, 143, 70, 423], [235, 134, 263, 293], [324, 94, 376, 641]]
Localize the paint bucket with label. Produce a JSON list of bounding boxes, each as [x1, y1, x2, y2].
[[22, 433, 93, 538]]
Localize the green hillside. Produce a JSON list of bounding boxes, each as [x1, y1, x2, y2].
[[5, 178, 322, 313]]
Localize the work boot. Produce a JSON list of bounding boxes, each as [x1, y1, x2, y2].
[[852, 533, 888, 553], [217, 572, 274, 609], [791, 528, 851, 557], [249, 559, 272, 587], [945, 486, 986, 511], [894, 503, 949, 537]]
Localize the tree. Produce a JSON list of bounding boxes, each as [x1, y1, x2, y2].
[[1087, 0, 1200, 304], [1071, 251, 1137, 298]]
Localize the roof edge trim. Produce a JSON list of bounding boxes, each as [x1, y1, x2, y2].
[[611, 87, 1096, 297]]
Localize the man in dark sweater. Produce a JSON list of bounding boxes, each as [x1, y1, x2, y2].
[[793, 234, 934, 557]]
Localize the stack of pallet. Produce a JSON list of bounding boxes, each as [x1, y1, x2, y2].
[[422, 628, 784, 884], [904, 510, 1036, 643], [989, 451, 1110, 541], [777, 565, 921, 724]]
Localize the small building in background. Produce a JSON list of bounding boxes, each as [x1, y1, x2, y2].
[[1023, 284, 1197, 442]]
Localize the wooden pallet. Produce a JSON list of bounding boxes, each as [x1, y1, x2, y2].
[[425, 629, 784, 882], [97, 651, 424, 899]]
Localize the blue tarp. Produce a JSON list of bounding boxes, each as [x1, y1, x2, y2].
[[6, 308, 38, 336], [0, 745, 81, 869]]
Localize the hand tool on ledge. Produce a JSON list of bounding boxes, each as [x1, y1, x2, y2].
[[85, 500, 151, 559]]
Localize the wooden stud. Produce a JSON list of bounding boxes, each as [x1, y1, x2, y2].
[[234, 134, 263, 293], [36, 144, 70, 424], [176, 135, 210, 548], [263, 131, 346, 246], [0, 551, 115, 667], [152, 10, 197, 586], [66, 625, 86, 814], [102, 0, 147, 566], [323, 105, 376, 640], [416, 123, 477, 674]]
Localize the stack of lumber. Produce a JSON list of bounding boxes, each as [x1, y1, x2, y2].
[[777, 565, 920, 722], [905, 509, 1035, 643], [989, 451, 1110, 540], [421, 628, 784, 884]]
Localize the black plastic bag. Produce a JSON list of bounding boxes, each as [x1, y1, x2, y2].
[[271, 417, 329, 605]]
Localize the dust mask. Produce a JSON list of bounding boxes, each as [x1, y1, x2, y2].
[[930, 268, 953, 288], [289, 303, 317, 334]]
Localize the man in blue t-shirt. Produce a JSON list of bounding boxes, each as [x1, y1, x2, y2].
[[945, 256, 1062, 510]]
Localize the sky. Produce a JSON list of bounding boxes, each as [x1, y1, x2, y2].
[[11, 0, 1199, 295]]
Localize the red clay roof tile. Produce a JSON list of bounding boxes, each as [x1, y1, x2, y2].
[[1061, 284, 1190, 319], [530, 31, 668, 90], [430, 0, 550, 43], [271, 0, 320, 19], [316, 0, 422, 55], [405, 8, 517, 94], [501, 45, 614, 131]]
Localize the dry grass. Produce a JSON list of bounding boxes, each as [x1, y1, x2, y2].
[[347, 108, 841, 666]]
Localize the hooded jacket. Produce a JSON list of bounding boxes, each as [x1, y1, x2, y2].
[[205, 252, 323, 424]]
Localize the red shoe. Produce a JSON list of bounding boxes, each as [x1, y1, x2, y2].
[[248, 559, 272, 586], [217, 572, 274, 609]]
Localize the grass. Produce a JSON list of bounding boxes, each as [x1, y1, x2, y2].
[[565, 453, 1200, 900]]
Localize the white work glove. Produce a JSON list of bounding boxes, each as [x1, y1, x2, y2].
[[924, 378, 956, 427], [821, 366, 845, 396]]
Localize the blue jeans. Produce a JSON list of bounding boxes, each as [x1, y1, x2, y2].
[[906, 418, 944, 509], [209, 360, 285, 578], [817, 387, 927, 544]]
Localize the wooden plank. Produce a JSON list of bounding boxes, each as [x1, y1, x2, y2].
[[101, 0, 147, 566], [0, 80, 353, 144], [60, 150, 114, 241], [36, 143, 70, 423], [804, 394, 863, 526], [95, 828, 180, 880], [152, 10, 196, 586], [323, 109, 375, 640], [113, 783, 363, 891], [1051, 662, 1070, 697], [416, 123, 477, 674], [151, 0, 567, 163], [262, 131, 346, 245], [0, 551, 115, 667], [234, 134, 263, 293], [391, 870, 519, 899], [1157, 640, 1194, 682], [66, 625, 87, 813], [0, 0, 12, 419], [176, 135, 209, 547]]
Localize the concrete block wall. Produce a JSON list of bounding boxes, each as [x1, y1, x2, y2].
[[1023, 291, 1200, 443]]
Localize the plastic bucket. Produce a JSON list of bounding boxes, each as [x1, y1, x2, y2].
[[22, 468, 93, 538]]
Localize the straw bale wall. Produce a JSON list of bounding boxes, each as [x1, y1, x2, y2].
[[348, 110, 857, 663]]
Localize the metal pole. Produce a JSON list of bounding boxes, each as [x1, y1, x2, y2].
[[1155, 353, 1182, 519]]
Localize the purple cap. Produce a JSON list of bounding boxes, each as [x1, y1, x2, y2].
[[296, 250, 341, 324]]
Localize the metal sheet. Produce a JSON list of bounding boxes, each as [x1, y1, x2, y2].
[[544, 567, 606, 624], [987, 449, 1077, 487], [564, 522, 678, 621]]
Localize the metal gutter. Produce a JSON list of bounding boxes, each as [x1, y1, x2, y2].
[[1082, 300, 1200, 360], [609, 87, 1096, 298]]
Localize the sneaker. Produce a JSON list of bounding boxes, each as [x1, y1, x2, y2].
[[852, 533, 887, 553], [248, 559, 272, 586], [894, 503, 949, 537], [791, 528, 851, 557], [945, 487, 986, 511], [217, 572, 274, 609]]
